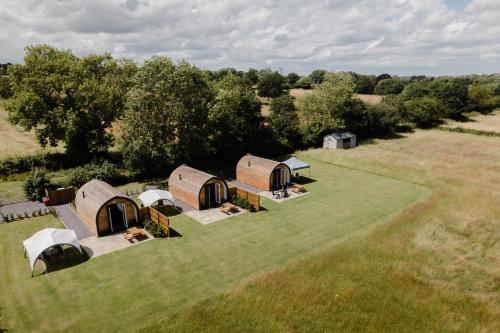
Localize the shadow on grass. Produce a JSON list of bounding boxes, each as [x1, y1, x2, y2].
[[33, 247, 89, 277], [168, 228, 183, 238]]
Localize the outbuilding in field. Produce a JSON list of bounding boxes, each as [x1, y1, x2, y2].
[[236, 154, 291, 192], [75, 180, 139, 237], [168, 165, 228, 210], [323, 132, 356, 149]]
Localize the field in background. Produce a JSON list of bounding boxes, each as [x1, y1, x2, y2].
[[0, 154, 427, 332], [0, 101, 47, 159], [289, 88, 382, 105], [443, 110, 500, 133], [142, 129, 500, 332]]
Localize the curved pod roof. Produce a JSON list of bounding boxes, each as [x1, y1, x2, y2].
[[168, 165, 228, 210], [236, 154, 291, 191]]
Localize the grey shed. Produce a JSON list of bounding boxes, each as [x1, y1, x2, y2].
[[323, 132, 356, 149]]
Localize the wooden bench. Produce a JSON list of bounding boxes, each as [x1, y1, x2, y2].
[[291, 183, 306, 193]]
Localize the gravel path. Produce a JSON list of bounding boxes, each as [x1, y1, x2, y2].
[[0, 201, 94, 239], [55, 204, 94, 239]]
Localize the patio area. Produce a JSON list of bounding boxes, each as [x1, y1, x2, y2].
[[80, 228, 153, 258], [259, 189, 310, 202], [184, 206, 247, 225]]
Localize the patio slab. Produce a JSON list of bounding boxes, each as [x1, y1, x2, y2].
[[184, 206, 247, 225], [80, 228, 153, 258], [259, 189, 310, 202]]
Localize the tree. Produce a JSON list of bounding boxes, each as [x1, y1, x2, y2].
[[365, 103, 402, 134], [0, 75, 12, 98], [297, 72, 359, 144], [350, 72, 376, 94], [376, 73, 391, 83], [374, 78, 406, 95], [401, 81, 431, 100], [310, 69, 327, 84], [429, 77, 470, 118], [208, 74, 263, 160], [469, 84, 499, 113], [294, 76, 313, 89], [268, 94, 301, 147], [123, 57, 213, 173], [23, 168, 50, 201], [243, 68, 259, 86], [286, 72, 300, 88], [257, 71, 286, 98], [6, 45, 135, 160], [404, 97, 445, 128]]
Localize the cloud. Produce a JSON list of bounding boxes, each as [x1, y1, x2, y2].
[[0, 0, 498, 75]]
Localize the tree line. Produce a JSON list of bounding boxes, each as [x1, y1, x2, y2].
[[3, 45, 500, 176]]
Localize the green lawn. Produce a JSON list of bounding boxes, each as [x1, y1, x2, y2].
[[0, 156, 429, 332]]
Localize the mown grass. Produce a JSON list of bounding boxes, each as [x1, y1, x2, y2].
[[140, 130, 500, 332], [0, 155, 427, 332]]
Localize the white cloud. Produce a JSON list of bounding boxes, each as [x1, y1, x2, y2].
[[0, 0, 498, 75]]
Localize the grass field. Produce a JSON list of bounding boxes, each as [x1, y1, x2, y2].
[[443, 109, 500, 133], [0, 155, 428, 332], [289, 88, 382, 105], [141, 129, 500, 332]]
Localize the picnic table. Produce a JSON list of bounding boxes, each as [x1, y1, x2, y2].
[[291, 183, 306, 193], [220, 202, 237, 214], [124, 227, 146, 240]]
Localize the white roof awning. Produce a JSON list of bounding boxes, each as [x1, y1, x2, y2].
[[283, 156, 310, 173], [23, 228, 82, 275], [137, 190, 176, 207]]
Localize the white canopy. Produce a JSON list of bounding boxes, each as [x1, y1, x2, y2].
[[137, 190, 176, 207], [283, 157, 310, 174], [23, 228, 82, 275]]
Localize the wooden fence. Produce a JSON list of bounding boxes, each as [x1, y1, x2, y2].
[[45, 187, 75, 205], [228, 185, 260, 211], [139, 206, 170, 237]]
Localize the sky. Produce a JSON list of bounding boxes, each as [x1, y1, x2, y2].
[[0, 0, 499, 76]]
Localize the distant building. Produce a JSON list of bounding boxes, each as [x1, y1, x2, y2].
[[323, 132, 356, 149]]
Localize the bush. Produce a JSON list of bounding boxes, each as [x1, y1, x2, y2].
[[0, 153, 76, 178], [404, 97, 445, 128], [365, 103, 402, 134], [231, 196, 256, 212], [23, 168, 50, 201], [143, 218, 167, 238], [66, 161, 120, 188], [374, 78, 407, 95], [0, 75, 12, 98]]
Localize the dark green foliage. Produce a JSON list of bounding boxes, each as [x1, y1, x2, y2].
[[231, 196, 256, 212], [23, 168, 50, 201], [310, 69, 327, 84], [123, 57, 213, 174], [257, 71, 286, 98], [375, 73, 391, 83], [374, 78, 407, 95], [66, 161, 120, 188], [294, 76, 313, 89], [143, 218, 168, 237], [243, 68, 259, 86], [286, 73, 300, 88], [350, 72, 376, 94], [6, 45, 136, 161], [0, 153, 81, 178], [268, 95, 301, 148], [401, 81, 431, 100], [429, 78, 470, 118], [364, 103, 402, 134], [209, 74, 263, 160], [404, 97, 445, 128], [0, 75, 12, 98]]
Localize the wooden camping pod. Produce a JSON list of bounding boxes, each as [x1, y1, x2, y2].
[[236, 154, 291, 191], [168, 165, 228, 210], [75, 180, 139, 236]]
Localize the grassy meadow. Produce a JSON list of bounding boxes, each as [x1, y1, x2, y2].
[[141, 129, 500, 332], [443, 109, 500, 133], [0, 153, 428, 332]]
